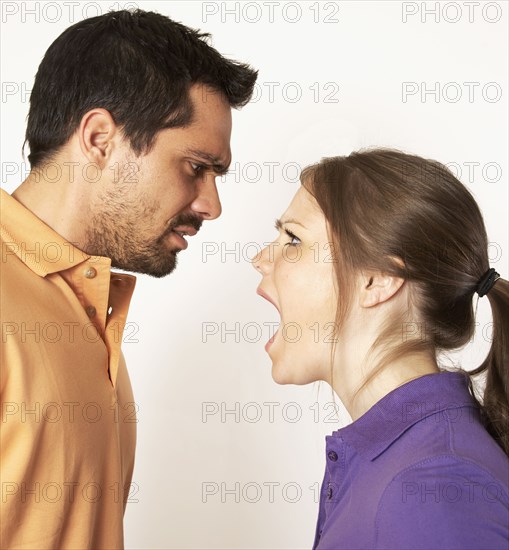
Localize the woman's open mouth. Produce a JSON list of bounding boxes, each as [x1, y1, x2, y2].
[[256, 287, 281, 352]]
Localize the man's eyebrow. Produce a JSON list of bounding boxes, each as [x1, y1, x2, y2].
[[274, 217, 308, 230], [184, 148, 231, 175]]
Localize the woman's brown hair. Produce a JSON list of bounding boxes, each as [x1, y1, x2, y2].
[[301, 148, 509, 455]]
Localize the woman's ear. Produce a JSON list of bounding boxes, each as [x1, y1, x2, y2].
[[358, 268, 405, 308]]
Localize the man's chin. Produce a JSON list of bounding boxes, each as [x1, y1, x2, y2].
[[111, 251, 178, 278]]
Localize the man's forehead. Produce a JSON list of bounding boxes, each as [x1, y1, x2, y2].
[[154, 124, 231, 165], [189, 82, 230, 107], [185, 86, 232, 153]]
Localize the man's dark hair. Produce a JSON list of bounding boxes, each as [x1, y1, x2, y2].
[[23, 9, 258, 168]]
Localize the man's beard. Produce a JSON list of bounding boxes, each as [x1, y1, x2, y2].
[[83, 199, 202, 278]]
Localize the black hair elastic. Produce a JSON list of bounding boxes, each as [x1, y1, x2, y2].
[[476, 268, 500, 297]]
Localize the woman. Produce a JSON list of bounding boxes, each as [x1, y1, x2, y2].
[[252, 149, 509, 549]]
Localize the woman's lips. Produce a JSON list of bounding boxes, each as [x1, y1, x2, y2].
[[256, 287, 281, 351], [256, 287, 280, 314], [265, 327, 279, 351]]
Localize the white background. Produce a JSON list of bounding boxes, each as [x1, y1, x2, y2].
[[1, 1, 508, 548]]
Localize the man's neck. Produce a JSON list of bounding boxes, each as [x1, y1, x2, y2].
[[12, 171, 88, 248]]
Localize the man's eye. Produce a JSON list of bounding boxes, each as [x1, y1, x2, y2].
[[190, 162, 206, 174]]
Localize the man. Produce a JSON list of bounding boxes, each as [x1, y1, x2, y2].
[[0, 9, 257, 548]]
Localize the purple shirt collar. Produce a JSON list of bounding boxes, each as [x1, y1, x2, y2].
[[329, 371, 478, 461]]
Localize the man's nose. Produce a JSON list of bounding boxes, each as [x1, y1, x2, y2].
[[190, 175, 222, 220]]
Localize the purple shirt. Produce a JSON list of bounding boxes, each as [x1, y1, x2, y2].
[[313, 371, 509, 549]]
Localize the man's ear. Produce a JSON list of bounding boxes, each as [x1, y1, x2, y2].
[[358, 262, 405, 308], [77, 108, 117, 167]]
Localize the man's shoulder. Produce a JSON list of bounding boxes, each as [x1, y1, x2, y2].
[[0, 228, 48, 322], [1, 229, 35, 284]]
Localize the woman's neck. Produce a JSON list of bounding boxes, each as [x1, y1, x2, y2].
[[336, 354, 440, 422]]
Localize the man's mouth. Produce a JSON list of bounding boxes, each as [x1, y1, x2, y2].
[[168, 225, 199, 250]]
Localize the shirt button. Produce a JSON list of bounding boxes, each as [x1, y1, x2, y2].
[[84, 267, 97, 279], [85, 305, 97, 318], [327, 486, 333, 500], [327, 450, 338, 462]]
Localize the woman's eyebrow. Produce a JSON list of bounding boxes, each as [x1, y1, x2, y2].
[[275, 217, 308, 230]]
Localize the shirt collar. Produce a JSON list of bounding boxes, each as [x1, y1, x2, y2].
[[330, 371, 478, 461], [0, 187, 110, 276]]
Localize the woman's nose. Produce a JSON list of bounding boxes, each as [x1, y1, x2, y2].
[[251, 245, 271, 275]]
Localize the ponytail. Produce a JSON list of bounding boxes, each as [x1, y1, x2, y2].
[[468, 276, 509, 456]]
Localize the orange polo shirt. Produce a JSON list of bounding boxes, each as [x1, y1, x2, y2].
[[0, 188, 137, 549]]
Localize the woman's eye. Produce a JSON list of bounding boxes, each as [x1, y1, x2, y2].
[[284, 229, 301, 247], [273, 220, 301, 247]]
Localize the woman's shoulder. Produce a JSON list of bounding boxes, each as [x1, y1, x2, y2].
[[369, 396, 509, 548], [361, 373, 509, 490], [334, 369, 509, 479], [373, 453, 509, 549], [382, 452, 509, 501], [369, 397, 509, 497]]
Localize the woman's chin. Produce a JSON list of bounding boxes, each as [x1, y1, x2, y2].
[[271, 369, 291, 385], [271, 363, 318, 386]]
